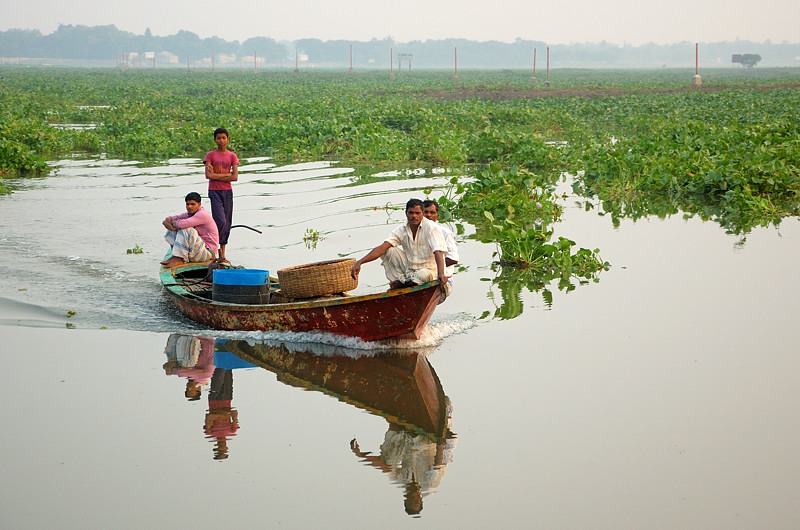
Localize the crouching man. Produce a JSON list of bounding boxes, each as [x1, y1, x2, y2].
[[350, 198, 447, 290], [160, 192, 219, 268]]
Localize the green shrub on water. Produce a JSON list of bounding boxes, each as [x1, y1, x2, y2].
[[445, 165, 608, 284], [0, 118, 52, 174], [455, 166, 562, 224], [578, 88, 800, 234], [480, 211, 608, 275]]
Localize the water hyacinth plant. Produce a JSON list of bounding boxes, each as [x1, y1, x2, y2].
[[303, 228, 323, 250], [437, 164, 608, 318], [448, 166, 606, 272], [4, 67, 798, 314]]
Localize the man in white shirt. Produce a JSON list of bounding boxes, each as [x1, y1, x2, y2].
[[351, 198, 447, 289]]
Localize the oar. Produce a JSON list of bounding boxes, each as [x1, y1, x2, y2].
[[231, 224, 263, 234]]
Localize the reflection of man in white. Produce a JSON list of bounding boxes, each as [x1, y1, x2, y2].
[[423, 200, 459, 291], [351, 198, 447, 289], [349, 397, 457, 515]]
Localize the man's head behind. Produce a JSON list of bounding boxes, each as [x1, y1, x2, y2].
[[422, 199, 439, 222]]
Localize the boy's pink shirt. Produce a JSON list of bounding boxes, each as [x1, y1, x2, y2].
[[203, 149, 240, 191]]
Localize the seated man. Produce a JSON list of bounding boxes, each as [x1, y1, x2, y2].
[[160, 192, 220, 268], [351, 198, 447, 289], [423, 199, 459, 291]]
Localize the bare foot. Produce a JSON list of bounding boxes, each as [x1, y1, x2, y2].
[[160, 256, 185, 268]]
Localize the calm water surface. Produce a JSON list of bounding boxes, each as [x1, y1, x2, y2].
[[1, 157, 799, 528]]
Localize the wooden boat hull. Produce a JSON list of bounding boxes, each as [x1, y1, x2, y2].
[[218, 339, 448, 438], [160, 262, 445, 341]]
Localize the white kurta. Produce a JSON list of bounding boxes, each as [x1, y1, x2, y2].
[[381, 217, 446, 284]]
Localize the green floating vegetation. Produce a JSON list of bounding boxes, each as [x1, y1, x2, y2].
[[3, 67, 798, 315], [303, 228, 323, 250], [442, 166, 606, 271], [435, 165, 609, 318], [574, 88, 800, 234], [2, 67, 797, 236]]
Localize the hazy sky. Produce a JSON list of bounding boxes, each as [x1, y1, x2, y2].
[[3, 0, 798, 46]]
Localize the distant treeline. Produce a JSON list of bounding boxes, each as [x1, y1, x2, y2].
[[1, 24, 799, 68]]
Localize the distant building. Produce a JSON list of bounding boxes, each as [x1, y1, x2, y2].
[[158, 51, 179, 64]]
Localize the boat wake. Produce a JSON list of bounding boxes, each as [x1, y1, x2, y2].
[[0, 297, 75, 328], [208, 314, 476, 357]]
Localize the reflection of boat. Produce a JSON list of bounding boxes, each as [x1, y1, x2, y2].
[[218, 339, 449, 438], [160, 262, 445, 342]]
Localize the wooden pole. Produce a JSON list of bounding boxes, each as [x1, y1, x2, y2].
[[692, 42, 702, 85], [453, 47, 459, 82], [545, 46, 550, 87], [349, 44, 354, 74], [294, 49, 299, 73], [531, 48, 537, 83], [390, 47, 395, 80]]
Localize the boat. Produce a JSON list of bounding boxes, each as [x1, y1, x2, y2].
[[160, 261, 446, 341], [216, 339, 451, 438]]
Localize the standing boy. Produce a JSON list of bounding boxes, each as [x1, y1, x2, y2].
[[204, 127, 239, 264]]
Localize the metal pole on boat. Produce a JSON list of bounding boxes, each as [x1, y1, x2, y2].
[[231, 224, 263, 234]]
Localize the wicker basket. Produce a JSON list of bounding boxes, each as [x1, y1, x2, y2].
[[277, 258, 358, 299]]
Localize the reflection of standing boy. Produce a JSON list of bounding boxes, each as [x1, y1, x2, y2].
[[204, 127, 239, 264], [205, 367, 239, 460]]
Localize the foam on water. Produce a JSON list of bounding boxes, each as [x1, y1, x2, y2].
[[213, 314, 476, 357]]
